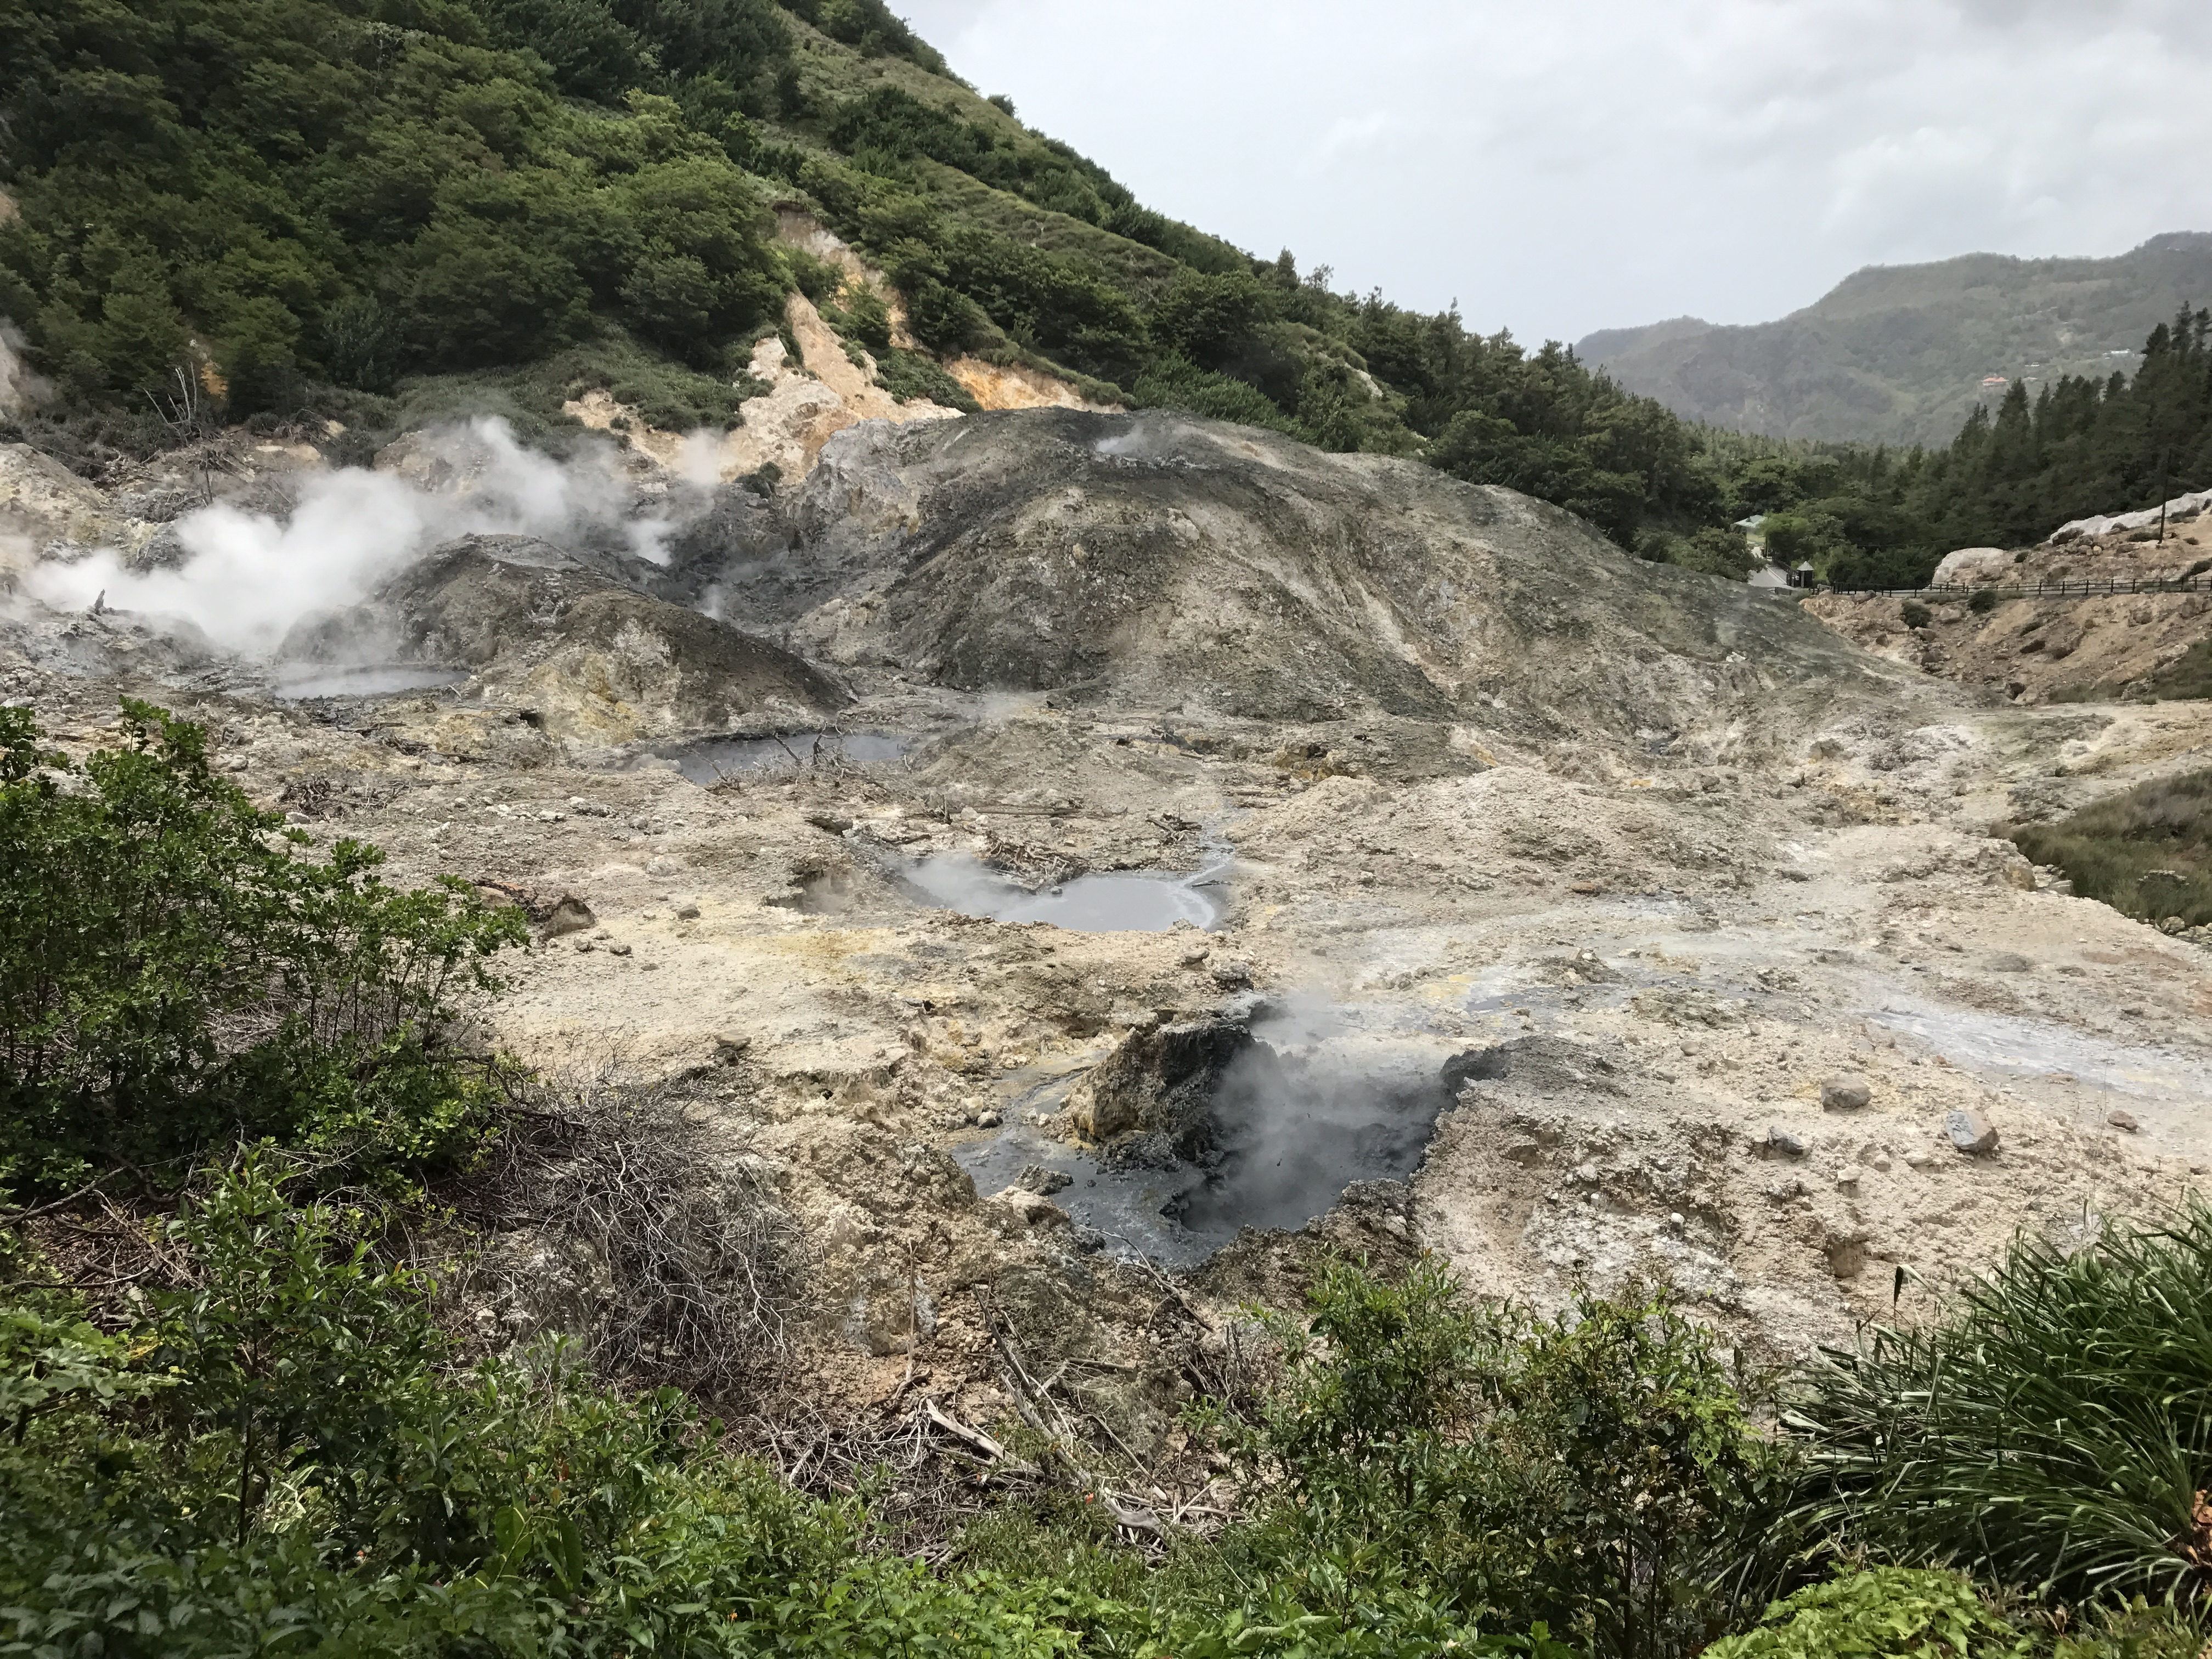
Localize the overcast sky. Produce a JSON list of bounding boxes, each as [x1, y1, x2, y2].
[[894, 0, 2212, 346]]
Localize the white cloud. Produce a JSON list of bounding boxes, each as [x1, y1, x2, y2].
[[897, 0, 2212, 340]]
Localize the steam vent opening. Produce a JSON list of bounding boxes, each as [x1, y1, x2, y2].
[[955, 1023, 1505, 1266], [1166, 1043, 1497, 1234]]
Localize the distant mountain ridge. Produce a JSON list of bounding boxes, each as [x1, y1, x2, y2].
[[1579, 233, 2212, 447]]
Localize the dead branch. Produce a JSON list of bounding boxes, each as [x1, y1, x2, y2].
[[449, 1062, 804, 1402]]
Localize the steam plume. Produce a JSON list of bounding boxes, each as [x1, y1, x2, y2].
[[25, 418, 692, 657]]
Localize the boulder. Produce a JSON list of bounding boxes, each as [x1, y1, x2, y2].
[[1930, 547, 2012, 587], [1945, 1109, 2000, 1155], [538, 895, 596, 940], [1065, 1014, 1251, 1142], [1821, 1074, 1872, 1111]]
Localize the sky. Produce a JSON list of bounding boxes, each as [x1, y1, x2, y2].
[[893, 0, 2212, 347]]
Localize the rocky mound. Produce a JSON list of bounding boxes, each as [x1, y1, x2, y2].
[[285, 534, 848, 744], [685, 409, 1911, 744]]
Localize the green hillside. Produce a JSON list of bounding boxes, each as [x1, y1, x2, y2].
[[1581, 234, 2212, 446], [0, 0, 1728, 553]]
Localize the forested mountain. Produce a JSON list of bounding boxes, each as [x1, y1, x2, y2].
[[0, 0, 1724, 554], [1703, 304, 2212, 588], [0, 0, 2208, 589], [1581, 234, 2212, 447]]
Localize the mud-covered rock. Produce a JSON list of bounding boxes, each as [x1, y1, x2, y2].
[[1067, 1013, 1251, 1142]]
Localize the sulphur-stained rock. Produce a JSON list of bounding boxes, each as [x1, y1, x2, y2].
[[0, 442, 161, 565], [743, 408, 1900, 735], [281, 533, 848, 744]]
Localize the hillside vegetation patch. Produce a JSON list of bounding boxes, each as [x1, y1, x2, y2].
[[2011, 769, 2212, 930]]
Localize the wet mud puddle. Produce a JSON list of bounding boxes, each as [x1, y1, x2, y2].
[[902, 855, 1227, 932]]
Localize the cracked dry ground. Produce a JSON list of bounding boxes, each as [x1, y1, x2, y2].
[[18, 659, 2212, 1459]]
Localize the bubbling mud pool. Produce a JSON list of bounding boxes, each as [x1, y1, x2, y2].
[[273, 664, 471, 699], [651, 731, 913, 786], [955, 1037, 1498, 1265]]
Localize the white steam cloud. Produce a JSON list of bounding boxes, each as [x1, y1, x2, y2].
[[26, 417, 693, 657]]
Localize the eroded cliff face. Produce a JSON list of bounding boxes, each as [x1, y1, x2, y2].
[[1807, 519, 2212, 704], [7, 401, 2212, 1454], [557, 212, 1114, 490]]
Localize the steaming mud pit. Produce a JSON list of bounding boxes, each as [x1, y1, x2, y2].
[[11, 407, 2212, 1450]]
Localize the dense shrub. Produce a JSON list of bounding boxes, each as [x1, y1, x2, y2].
[[0, 1159, 1111, 1657], [1194, 1256, 1788, 1659], [0, 702, 524, 1191]]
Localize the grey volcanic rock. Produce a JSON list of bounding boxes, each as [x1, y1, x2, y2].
[[735, 409, 1905, 740], [285, 533, 847, 743]]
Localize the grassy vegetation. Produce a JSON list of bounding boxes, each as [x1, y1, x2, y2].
[[2011, 769, 2212, 929], [2141, 641, 2212, 703], [1786, 1202, 2212, 1604]]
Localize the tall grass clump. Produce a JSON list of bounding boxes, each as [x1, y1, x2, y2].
[[1785, 1199, 2212, 1605]]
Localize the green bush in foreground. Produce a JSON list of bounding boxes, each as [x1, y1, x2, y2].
[[0, 1166, 1562, 1656], [0, 1160, 1105, 1657], [1705, 1567, 2028, 1659], [1194, 1257, 1787, 1659], [1786, 1198, 2212, 1606], [0, 702, 526, 1193]]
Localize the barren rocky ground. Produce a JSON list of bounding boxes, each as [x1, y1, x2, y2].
[[7, 402, 2211, 1455]]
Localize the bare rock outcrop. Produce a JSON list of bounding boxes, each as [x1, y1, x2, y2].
[[684, 408, 1916, 747], [285, 533, 848, 744]]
